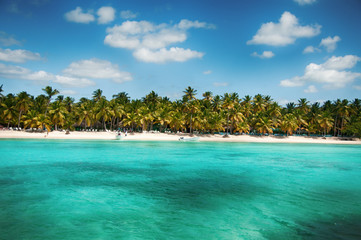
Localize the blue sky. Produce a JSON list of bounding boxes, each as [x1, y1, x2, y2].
[[0, 0, 360, 104]]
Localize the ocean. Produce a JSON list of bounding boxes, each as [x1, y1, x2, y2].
[[1, 139, 361, 239]]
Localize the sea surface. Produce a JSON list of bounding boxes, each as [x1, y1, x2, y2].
[[0, 139, 361, 240]]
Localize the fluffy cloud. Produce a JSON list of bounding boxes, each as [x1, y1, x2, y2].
[[64, 7, 95, 24], [303, 45, 320, 54], [304, 85, 318, 93], [247, 11, 321, 46], [97, 6, 115, 24], [133, 47, 204, 63], [177, 19, 216, 30], [0, 48, 41, 63], [353, 85, 361, 90], [280, 55, 361, 89], [203, 70, 212, 75], [251, 51, 275, 59], [320, 36, 341, 52], [0, 63, 96, 87], [0, 63, 52, 82], [104, 19, 213, 63], [294, 0, 317, 5], [63, 58, 132, 83], [0, 32, 21, 46], [120, 10, 137, 19], [54, 75, 95, 87]]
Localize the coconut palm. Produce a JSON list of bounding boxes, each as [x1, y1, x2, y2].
[[92, 89, 103, 102], [1, 94, 17, 128], [23, 110, 40, 130], [0, 84, 3, 100], [169, 110, 185, 133], [280, 113, 298, 136], [255, 116, 274, 135], [95, 97, 112, 130], [318, 112, 334, 136], [16, 91, 31, 129], [42, 86, 59, 117], [49, 100, 67, 130], [183, 86, 197, 102]]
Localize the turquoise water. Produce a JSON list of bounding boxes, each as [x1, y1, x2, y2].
[[0, 140, 361, 239]]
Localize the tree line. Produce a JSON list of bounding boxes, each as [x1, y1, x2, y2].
[[0, 85, 360, 137]]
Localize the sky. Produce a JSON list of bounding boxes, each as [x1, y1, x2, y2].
[[0, 0, 361, 104]]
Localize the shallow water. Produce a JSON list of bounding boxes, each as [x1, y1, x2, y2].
[[0, 139, 361, 239]]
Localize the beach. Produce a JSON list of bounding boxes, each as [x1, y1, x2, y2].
[[0, 130, 360, 144]]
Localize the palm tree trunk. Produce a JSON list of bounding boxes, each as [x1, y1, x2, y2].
[[190, 113, 193, 134], [18, 110, 23, 129]]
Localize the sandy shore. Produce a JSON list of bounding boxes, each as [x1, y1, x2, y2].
[[0, 130, 360, 144]]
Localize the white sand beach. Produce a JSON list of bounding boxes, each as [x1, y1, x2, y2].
[[0, 130, 360, 145]]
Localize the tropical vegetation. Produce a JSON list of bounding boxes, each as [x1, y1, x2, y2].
[[1, 85, 361, 137]]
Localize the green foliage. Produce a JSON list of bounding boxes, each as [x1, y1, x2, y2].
[[0, 85, 360, 137]]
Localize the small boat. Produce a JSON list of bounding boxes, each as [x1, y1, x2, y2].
[[179, 137, 200, 142], [115, 134, 123, 140]]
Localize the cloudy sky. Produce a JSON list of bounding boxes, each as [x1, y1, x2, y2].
[[0, 0, 360, 104]]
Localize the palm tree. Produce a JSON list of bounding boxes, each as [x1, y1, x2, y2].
[[222, 93, 235, 136], [338, 99, 350, 136], [318, 112, 334, 136], [169, 110, 185, 133], [183, 86, 197, 102], [42, 86, 59, 117], [95, 97, 112, 130], [235, 121, 250, 134], [76, 100, 93, 129], [280, 113, 298, 136], [297, 98, 310, 114], [255, 116, 274, 135], [92, 89, 103, 102], [182, 87, 198, 134], [16, 91, 31, 129], [0, 84, 3, 100], [1, 94, 17, 128], [23, 110, 40, 130], [49, 100, 67, 130]]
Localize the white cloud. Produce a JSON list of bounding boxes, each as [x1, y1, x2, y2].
[[64, 7, 95, 24], [0, 63, 52, 82], [63, 58, 132, 83], [213, 82, 228, 87], [0, 48, 41, 63], [304, 85, 318, 93], [0, 32, 21, 46], [120, 10, 137, 19], [247, 11, 321, 46], [320, 35, 341, 52], [0, 62, 95, 88], [353, 85, 361, 90], [104, 19, 213, 63], [97, 6, 115, 24], [280, 55, 361, 89], [177, 19, 216, 30], [294, 0, 317, 5], [203, 70, 212, 75], [54, 75, 95, 87], [251, 51, 275, 59], [142, 29, 187, 49], [303, 45, 320, 54], [133, 47, 204, 63]]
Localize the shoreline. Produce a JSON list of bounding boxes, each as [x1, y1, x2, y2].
[[0, 130, 360, 145]]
